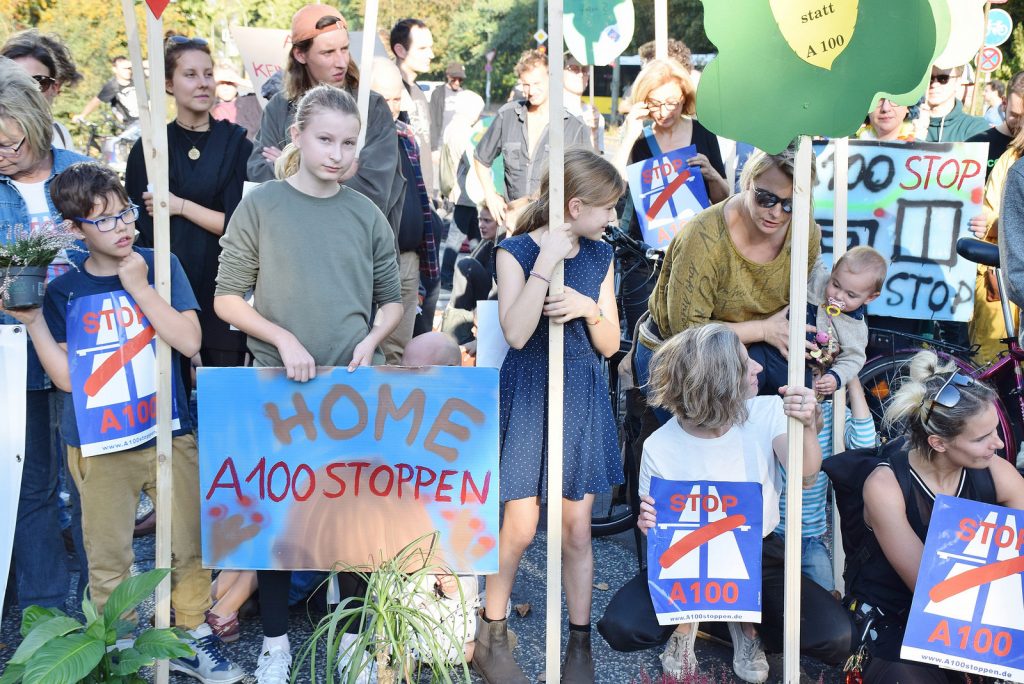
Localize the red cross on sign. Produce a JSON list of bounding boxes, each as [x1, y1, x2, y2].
[[978, 46, 1003, 73]]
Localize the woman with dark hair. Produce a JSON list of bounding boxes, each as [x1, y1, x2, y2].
[[125, 36, 252, 389], [846, 350, 1024, 682], [2, 30, 82, 149]]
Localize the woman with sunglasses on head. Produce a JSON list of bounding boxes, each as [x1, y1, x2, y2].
[[125, 34, 252, 394], [612, 58, 729, 333], [0, 57, 91, 614], [635, 144, 820, 426], [2, 30, 83, 150], [849, 350, 1024, 682]]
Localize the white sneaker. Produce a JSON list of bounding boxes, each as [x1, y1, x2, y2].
[[659, 628, 698, 678], [254, 647, 292, 684], [337, 632, 378, 684], [727, 622, 769, 683]]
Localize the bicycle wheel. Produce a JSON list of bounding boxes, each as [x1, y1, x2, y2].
[[859, 351, 1017, 463]]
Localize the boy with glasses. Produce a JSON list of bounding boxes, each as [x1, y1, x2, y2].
[[1, 161, 243, 684]]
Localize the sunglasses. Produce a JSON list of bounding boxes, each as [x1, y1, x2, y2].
[[753, 187, 793, 214], [32, 74, 58, 91], [74, 204, 141, 233], [167, 35, 209, 47], [923, 372, 975, 424], [930, 73, 951, 85]]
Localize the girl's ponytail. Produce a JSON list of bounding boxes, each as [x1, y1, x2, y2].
[[275, 143, 301, 180]]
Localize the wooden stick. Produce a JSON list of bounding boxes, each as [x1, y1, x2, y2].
[[784, 136, 812, 683], [546, 0, 566, 680], [355, 0, 379, 153], [145, 10, 173, 684], [119, 0, 153, 179], [654, 0, 668, 60], [830, 137, 849, 595]]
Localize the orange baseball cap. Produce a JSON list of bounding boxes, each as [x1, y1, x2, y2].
[[291, 4, 348, 44]]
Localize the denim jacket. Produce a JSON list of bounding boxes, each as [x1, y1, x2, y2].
[[1, 147, 92, 390]]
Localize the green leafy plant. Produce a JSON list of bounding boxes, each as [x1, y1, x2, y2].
[[0, 568, 193, 684], [293, 533, 473, 684], [0, 221, 81, 268]]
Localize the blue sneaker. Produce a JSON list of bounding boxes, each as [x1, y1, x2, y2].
[[169, 623, 245, 684]]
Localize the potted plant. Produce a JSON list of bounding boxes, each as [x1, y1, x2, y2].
[[0, 221, 81, 310], [293, 533, 473, 684], [0, 568, 194, 684]]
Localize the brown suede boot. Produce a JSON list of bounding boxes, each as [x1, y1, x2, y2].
[[473, 617, 529, 684], [561, 630, 594, 684]]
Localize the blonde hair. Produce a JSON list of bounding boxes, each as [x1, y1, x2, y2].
[[834, 245, 888, 292], [739, 141, 817, 226], [0, 57, 53, 163], [629, 58, 696, 117], [648, 324, 750, 430], [512, 147, 625, 236], [883, 350, 996, 459], [275, 85, 360, 179]]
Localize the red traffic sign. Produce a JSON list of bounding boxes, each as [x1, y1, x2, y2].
[[978, 46, 1003, 73], [144, 0, 169, 18]]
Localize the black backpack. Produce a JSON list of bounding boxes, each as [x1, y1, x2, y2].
[[823, 438, 997, 592]]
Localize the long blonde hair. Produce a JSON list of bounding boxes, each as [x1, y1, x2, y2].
[[883, 350, 996, 459], [274, 85, 360, 179], [647, 324, 750, 430], [512, 147, 625, 236]]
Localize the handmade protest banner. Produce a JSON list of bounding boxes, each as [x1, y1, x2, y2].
[[901, 495, 1024, 682], [813, 140, 986, 322], [65, 291, 180, 456], [0, 326, 27, 607], [198, 366, 499, 573], [564, 0, 634, 66], [626, 144, 711, 249], [647, 478, 763, 624]]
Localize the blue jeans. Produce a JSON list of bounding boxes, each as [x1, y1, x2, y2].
[[799, 535, 835, 592], [13, 390, 69, 609], [632, 341, 672, 426]]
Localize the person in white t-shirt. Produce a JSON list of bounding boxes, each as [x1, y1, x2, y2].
[[597, 324, 853, 682]]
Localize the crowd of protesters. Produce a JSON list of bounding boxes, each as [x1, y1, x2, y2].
[[3, 5, 1024, 684]]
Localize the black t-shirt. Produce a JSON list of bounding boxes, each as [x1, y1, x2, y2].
[[98, 78, 139, 125], [968, 126, 1012, 180]]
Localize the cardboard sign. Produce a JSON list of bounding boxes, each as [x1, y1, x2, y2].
[[198, 366, 500, 573], [935, 0, 987, 68], [647, 478, 763, 624], [901, 495, 1024, 682], [564, 0, 635, 66], [698, 0, 945, 153], [0, 326, 27, 607], [66, 291, 179, 456], [475, 300, 509, 370], [626, 145, 711, 249], [232, 27, 389, 108], [813, 140, 986, 322]]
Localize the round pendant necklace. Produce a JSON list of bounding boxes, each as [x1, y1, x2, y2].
[[176, 118, 210, 160]]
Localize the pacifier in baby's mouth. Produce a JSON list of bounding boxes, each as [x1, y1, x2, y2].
[[825, 297, 844, 318]]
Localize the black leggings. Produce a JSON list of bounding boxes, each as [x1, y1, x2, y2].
[[257, 569, 368, 637], [597, 533, 853, 665]]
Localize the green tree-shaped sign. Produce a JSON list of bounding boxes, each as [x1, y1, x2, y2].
[[697, 0, 949, 153], [564, 0, 635, 66]]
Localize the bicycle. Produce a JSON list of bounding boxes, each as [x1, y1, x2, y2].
[[589, 226, 663, 555], [858, 237, 1024, 468]]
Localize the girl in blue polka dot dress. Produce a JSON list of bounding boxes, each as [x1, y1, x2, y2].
[[473, 148, 624, 684]]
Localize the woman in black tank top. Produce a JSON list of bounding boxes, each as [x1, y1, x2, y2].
[[855, 351, 1024, 682]]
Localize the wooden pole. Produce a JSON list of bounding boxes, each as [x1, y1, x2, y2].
[[119, 0, 153, 178], [355, 0, 379, 153], [145, 9, 173, 684], [830, 137, 849, 595], [546, 0, 566, 680], [784, 136, 813, 683], [654, 0, 668, 60]]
